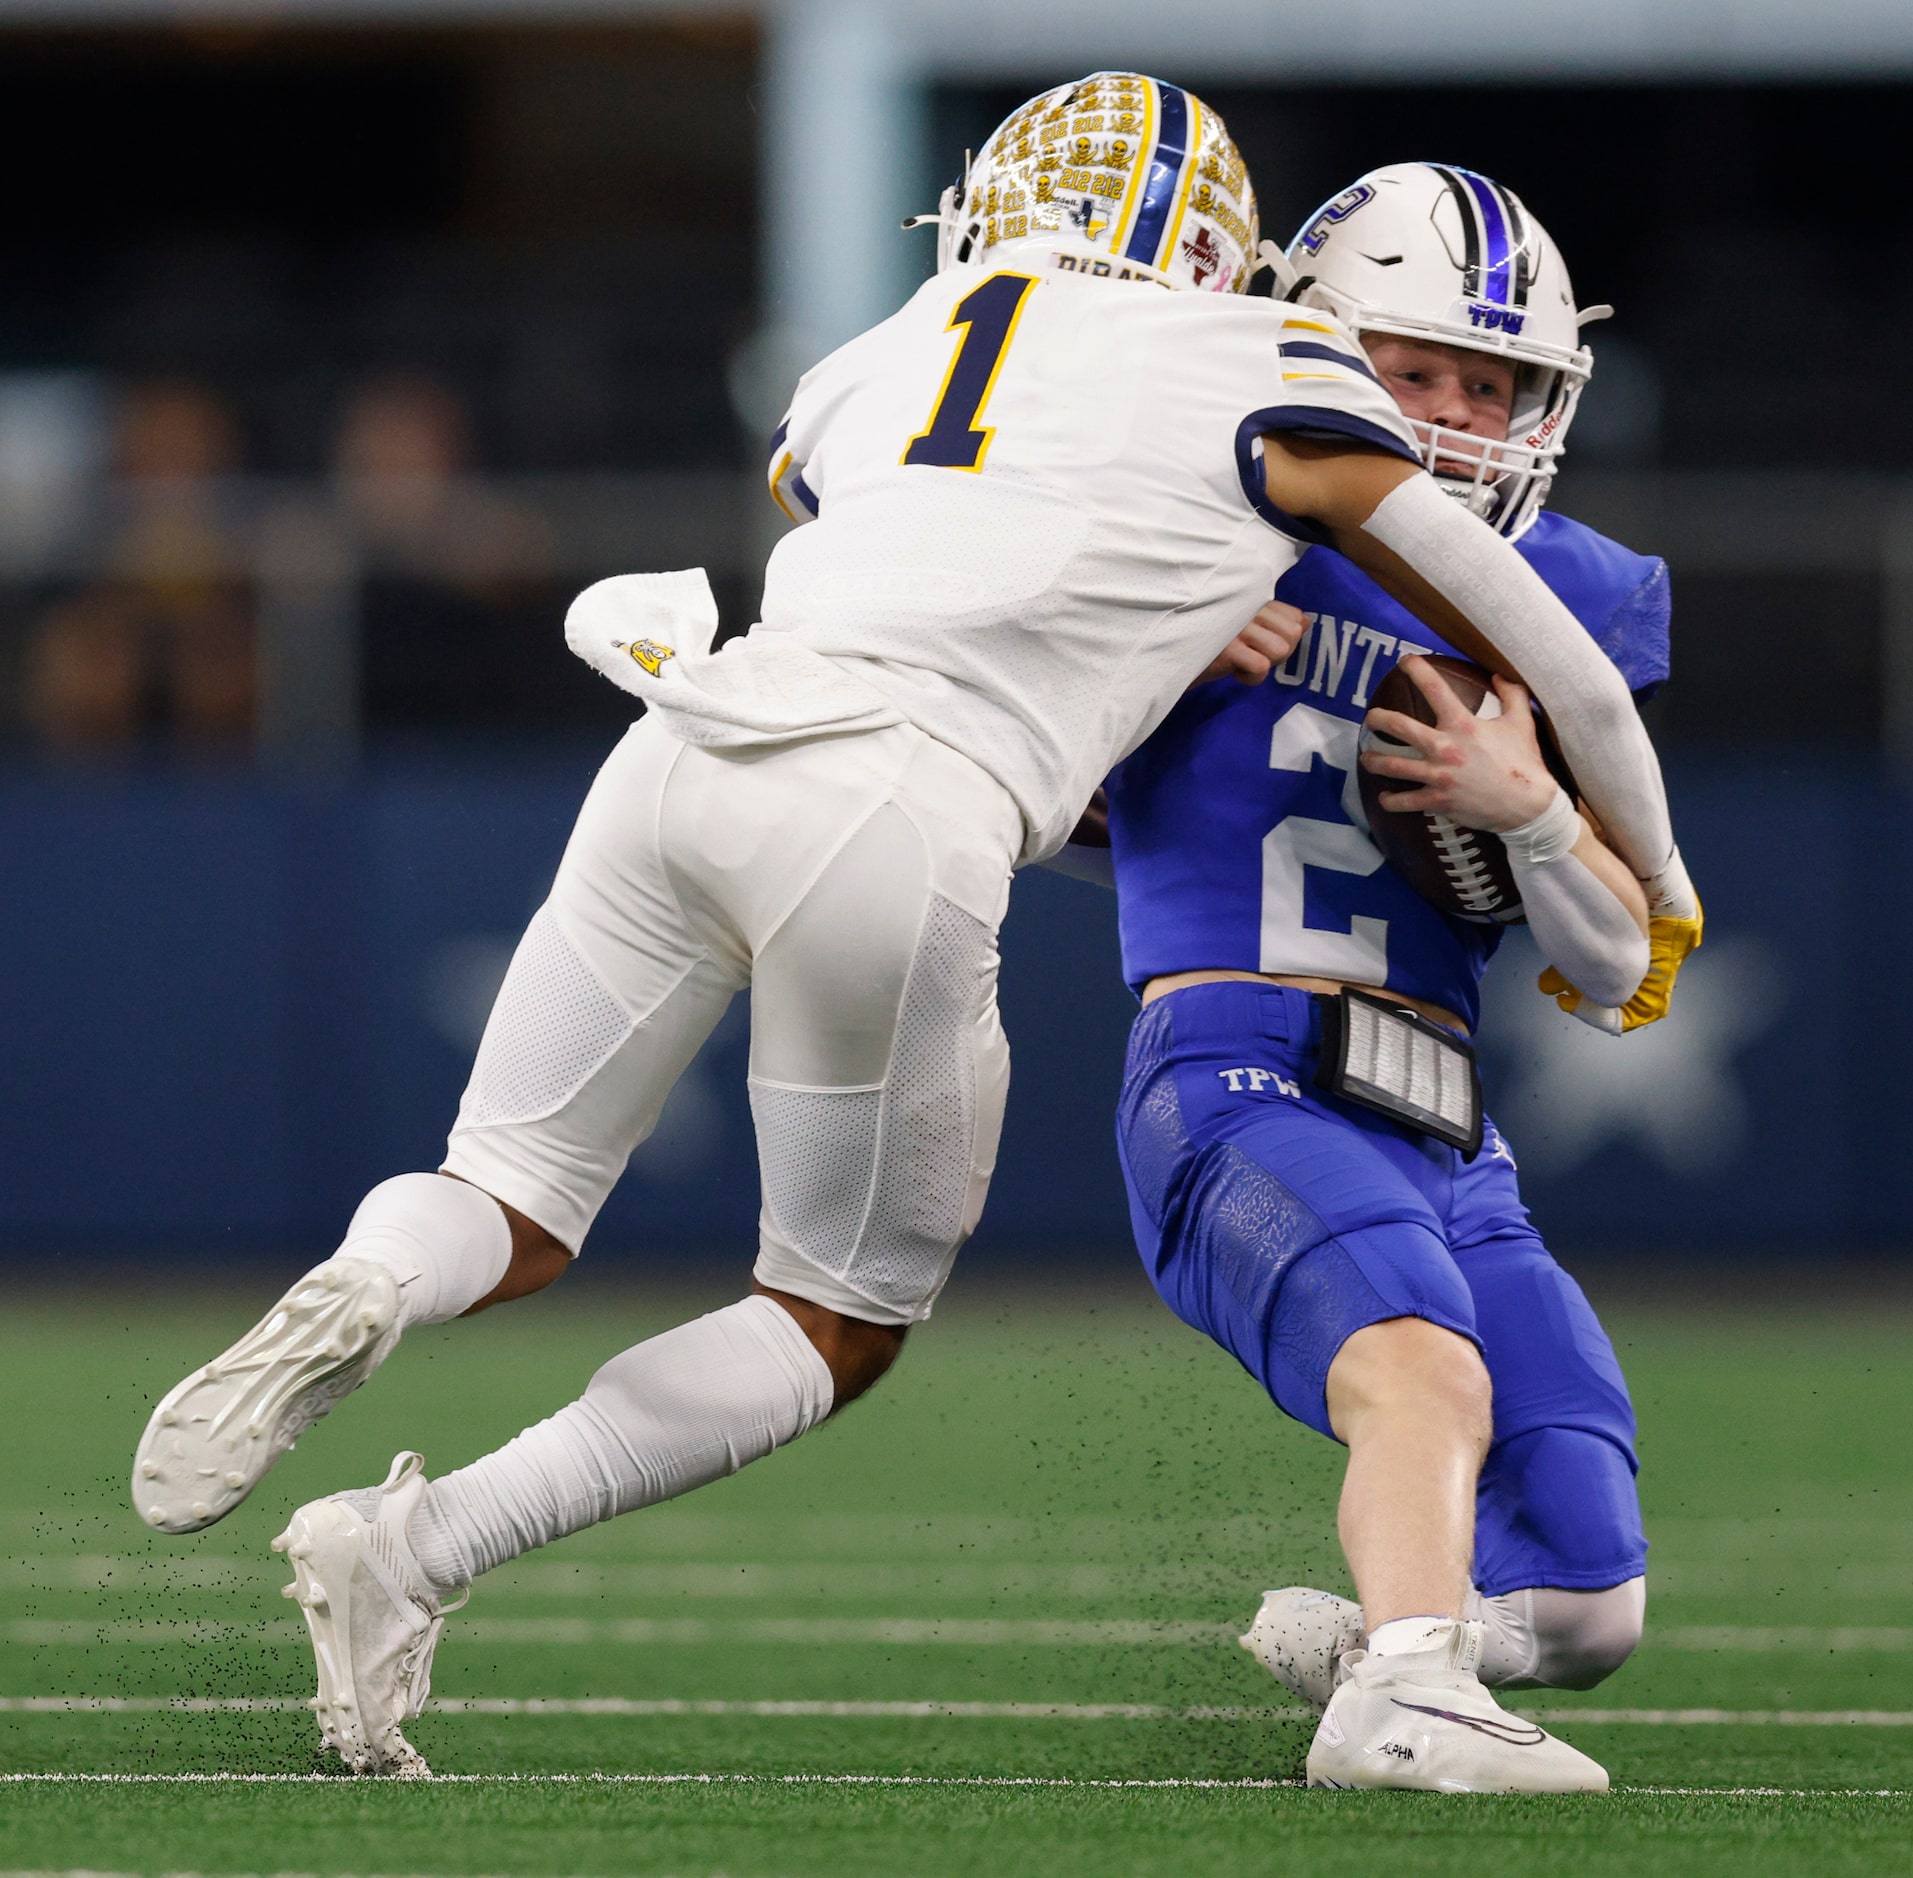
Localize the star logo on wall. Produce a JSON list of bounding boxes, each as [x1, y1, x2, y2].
[[1478, 934, 1784, 1178]]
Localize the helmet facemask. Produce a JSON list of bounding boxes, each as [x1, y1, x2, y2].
[[1288, 165, 1598, 540], [1402, 353, 1588, 540]]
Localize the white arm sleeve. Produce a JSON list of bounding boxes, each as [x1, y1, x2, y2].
[[1514, 854, 1649, 1010], [1501, 789, 1648, 1010], [1361, 474, 1673, 884]]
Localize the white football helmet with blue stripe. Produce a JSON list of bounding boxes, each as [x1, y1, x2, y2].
[[1286, 163, 1608, 539], [922, 72, 1257, 294]]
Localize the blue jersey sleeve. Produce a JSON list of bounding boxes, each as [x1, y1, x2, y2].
[[1602, 558, 1670, 699], [1517, 510, 1669, 698]]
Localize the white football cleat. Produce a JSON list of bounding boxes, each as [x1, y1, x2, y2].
[[1239, 1586, 1365, 1712], [273, 1450, 461, 1777], [132, 1258, 401, 1533], [1306, 1618, 1608, 1793]]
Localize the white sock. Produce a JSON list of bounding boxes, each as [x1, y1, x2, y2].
[[414, 1295, 834, 1587], [1366, 1615, 1461, 1659], [326, 1173, 514, 1333]]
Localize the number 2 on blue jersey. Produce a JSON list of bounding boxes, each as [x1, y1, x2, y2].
[[1261, 705, 1391, 980], [903, 272, 1038, 471]]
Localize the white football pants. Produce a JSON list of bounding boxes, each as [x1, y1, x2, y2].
[[442, 714, 1019, 1325]]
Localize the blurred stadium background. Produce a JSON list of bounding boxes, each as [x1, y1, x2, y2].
[[3, 0, 1910, 1268], [7, 8, 1913, 1869]]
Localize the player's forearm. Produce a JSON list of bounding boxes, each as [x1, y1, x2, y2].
[[1341, 476, 1675, 887], [1501, 792, 1650, 1009], [1565, 819, 1648, 934]]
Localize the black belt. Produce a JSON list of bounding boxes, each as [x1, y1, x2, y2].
[[1313, 988, 1483, 1159]]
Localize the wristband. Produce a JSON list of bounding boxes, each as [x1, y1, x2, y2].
[[1499, 786, 1580, 869], [1362, 474, 1674, 880]]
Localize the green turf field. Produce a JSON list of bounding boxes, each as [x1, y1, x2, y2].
[[4, 1266, 1911, 1875]]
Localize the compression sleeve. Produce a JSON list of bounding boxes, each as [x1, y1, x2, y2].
[[1361, 474, 1674, 887], [1501, 789, 1649, 1010]]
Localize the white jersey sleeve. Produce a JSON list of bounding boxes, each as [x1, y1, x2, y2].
[[1234, 310, 1421, 544], [767, 410, 820, 525]]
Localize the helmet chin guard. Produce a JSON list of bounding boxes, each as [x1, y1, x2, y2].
[[1287, 163, 1597, 540], [912, 73, 1258, 295]]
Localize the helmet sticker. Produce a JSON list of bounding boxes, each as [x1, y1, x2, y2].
[[1297, 183, 1377, 257], [933, 72, 1256, 294], [1466, 305, 1527, 335], [1181, 226, 1224, 289], [1431, 166, 1534, 309]]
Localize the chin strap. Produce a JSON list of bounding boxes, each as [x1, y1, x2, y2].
[[903, 171, 969, 269], [902, 182, 960, 245], [1254, 240, 1301, 295], [1434, 475, 1501, 522]]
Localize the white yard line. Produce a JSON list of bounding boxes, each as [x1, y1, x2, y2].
[[1535, 1708, 1913, 1725], [1652, 1628, 1913, 1651], [8, 1772, 1301, 1787], [7, 1695, 1913, 1725], [3, 1696, 1289, 1720], [12, 1616, 1913, 1649], [11, 1550, 1913, 1604], [0, 1774, 1905, 1799], [2, 1618, 1233, 1647], [3, 1558, 1169, 1596]]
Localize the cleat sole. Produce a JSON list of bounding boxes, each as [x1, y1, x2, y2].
[[130, 1261, 400, 1534]]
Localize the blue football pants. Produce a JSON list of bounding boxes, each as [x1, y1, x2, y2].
[[1115, 981, 1645, 1596]]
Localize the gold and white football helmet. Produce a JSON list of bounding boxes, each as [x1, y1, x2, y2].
[[917, 72, 1258, 294]]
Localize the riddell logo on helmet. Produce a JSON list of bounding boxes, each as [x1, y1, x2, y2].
[[1466, 304, 1527, 335], [1523, 408, 1566, 451]]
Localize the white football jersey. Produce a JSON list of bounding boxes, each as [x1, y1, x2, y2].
[[758, 263, 1419, 861]]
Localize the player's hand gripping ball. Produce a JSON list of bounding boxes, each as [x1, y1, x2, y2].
[[1357, 654, 1550, 924]]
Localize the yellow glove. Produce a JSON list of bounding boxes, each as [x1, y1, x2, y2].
[[1540, 895, 1704, 1034]]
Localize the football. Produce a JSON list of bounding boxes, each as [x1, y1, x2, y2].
[[1357, 654, 1526, 925]]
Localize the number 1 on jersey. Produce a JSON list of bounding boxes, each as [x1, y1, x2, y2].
[[903, 272, 1038, 472]]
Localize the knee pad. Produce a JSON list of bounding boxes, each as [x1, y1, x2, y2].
[[1470, 1577, 1646, 1690], [1530, 1579, 1647, 1688], [339, 1171, 513, 1329]]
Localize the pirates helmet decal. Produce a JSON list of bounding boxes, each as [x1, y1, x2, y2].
[[918, 73, 1258, 295]]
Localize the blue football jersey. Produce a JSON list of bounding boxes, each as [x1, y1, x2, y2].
[[1104, 509, 1671, 1029]]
